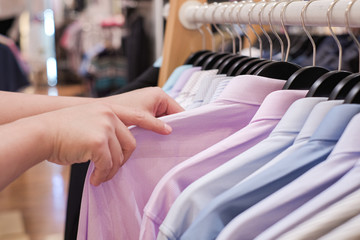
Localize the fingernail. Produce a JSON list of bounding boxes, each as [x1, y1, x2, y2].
[[164, 123, 172, 133]]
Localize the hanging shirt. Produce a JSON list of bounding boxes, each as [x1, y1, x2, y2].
[[77, 75, 285, 240], [168, 67, 201, 99], [162, 65, 193, 93], [140, 89, 307, 240], [213, 104, 360, 240], [157, 97, 324, 240], [256, 111, 360, 240], [318, 214, 360, 240], [208, 78, 232, 103], [181, 71, 221, 109], [187, 75, 227, 109], [277, 181, 360, 240], [175, 70, 217, 106], [259, 100, 342, 169], [201, 77, 230, 106]]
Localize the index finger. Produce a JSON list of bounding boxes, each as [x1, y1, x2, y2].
[[110, 105, 173, 135], [158, 94, 184, 116]]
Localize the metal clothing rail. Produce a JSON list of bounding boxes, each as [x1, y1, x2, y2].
[[158, 0, 360, 86], [179, 0, 360, 29]]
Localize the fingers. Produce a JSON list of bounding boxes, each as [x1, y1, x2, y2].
[[132, 113, 173, 135], [113, 119, 136, 166], [160, 94, 185, 116], [111, 106, 173, 135], [104, 134, 124, 182], [90, 119, 136, 186], [90, 142, 113, 186]]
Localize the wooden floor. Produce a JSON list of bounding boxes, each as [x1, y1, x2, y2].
[[0, 84, 90, 240]]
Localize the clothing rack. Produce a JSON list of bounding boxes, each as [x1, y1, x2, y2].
[[158, 0, 360, 86]]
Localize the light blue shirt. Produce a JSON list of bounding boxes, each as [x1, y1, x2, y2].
[[210, 104, 360, 240], [181, 104, 360, 240], [255, 100, 342, 170], [256, 111, 360, 240], [157, 97, 323, 240], [162, 65, 193, 93], [153, 57, 163, 68]]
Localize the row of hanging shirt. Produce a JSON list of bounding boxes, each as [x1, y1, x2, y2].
[[77, 0, 360, 239]]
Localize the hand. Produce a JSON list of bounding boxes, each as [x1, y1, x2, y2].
[[0, 88, 184, 190], [102, 87, 184, 120], [42, 102, 173, 186]]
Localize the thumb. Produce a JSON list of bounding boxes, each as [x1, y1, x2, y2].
[[111, 105, 173, 135]]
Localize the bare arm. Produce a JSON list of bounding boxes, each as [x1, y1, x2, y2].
[[0, 87, 184, 190], [0, 87, 182, 124], [0, 90, 93, 124]]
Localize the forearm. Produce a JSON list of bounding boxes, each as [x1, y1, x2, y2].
[[0, 116, 51, 190], [0, 91, 94, 124]]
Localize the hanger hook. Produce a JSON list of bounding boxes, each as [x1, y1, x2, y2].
[[229, 2, 243, 55], [212, 2, 225, 52], [203, 3, 215, 51], [281, 0, 300, 62], [237, 1, 252, 56], [300, 0, 318, 66], [221, 4, 236, 54], [269, 0, 284, 61], [248, 1, 263, 59], [327, 0, 342, 71], [194, 5, 205, 49], [346, 0, 359, 72], [259, 0, 273, 61]]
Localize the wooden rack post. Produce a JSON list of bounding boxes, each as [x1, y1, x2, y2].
[[158, 0, 210, 87]]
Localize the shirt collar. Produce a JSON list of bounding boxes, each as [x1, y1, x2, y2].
[[269, 97, 324, 135], [214, 75, 285, 105], [331, 110, 360, 154], [310, 104, 360, 142], [295, 100, 342, 143], [250, 90, 308, 123]]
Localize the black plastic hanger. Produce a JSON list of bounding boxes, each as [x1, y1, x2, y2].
[[209, 21, 242, 70], [254, 61, 301, 80], [214, 54, 239, 73], [218, 55, 247, 74], [192, 51, 216, 66], [235, 58, 268, 75], [339, 0, 360, 102], [283, 66, 329, 90], [212, 54, 237, 70], [246, 60, 271, 74], [281, 0, 331, 90], [227, 57, 258, 76], [306, 71, 352, 97], [328, 73, 360, 100], [306, 0, 357, 97], [250, 0, 301, 80], [344, 81, 360, 103], [184, 50, 212, 65], [202, 52, 230, 70]]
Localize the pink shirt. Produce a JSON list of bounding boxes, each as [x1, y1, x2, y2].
[[77, 75, 285, 240], [139, 90, 307, 239]]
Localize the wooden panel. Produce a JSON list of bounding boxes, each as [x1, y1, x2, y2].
[[158, 0, 211, 87]]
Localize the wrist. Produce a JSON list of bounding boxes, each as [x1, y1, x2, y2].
[[12, 116, 53, 164]]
